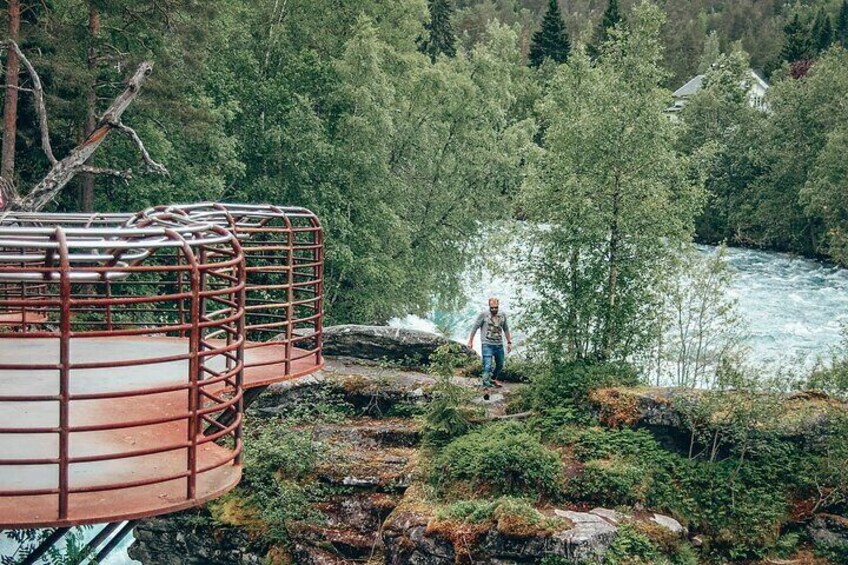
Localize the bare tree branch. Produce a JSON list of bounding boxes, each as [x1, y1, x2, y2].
[[78, 165, 133, 180], [112, 121, 168, 175], [2, 40, 56, 165], [5, 85, 33, 93], [9, 61, 167, 211]]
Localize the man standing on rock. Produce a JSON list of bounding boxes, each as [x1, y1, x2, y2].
[[467, 297, 512, 389]]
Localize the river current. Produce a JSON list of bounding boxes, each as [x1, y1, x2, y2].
[[391, 245, 848, 367]]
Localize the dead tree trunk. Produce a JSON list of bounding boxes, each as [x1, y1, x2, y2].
[[1, 0, 21, 181], [0, 41, 168, 212]]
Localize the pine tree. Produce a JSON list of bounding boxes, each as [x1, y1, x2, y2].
[[781, 13, 812, 63], [837, 0, 848, 48], [812, 8, 834, 54], [529, 0, 571, 67], [587, 0, 623, 59], [419, 0, 457, 63]]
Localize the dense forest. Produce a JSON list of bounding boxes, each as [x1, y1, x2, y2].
[[0, 0, 846, 332], [4, 3, 848, 564]]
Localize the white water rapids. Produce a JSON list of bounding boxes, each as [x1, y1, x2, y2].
[[391, 244, 848, 367]]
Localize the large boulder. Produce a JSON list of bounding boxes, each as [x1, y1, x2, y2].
[[322, 325, 473, 366], [249, 357, 437, 418]]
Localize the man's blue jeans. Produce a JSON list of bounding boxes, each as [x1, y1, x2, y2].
[[481, 343, 504, 387]]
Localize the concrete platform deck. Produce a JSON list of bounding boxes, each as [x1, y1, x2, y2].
[[0, 335, 323, 527]]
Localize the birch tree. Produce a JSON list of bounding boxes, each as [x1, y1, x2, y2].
[[522, 1, 703, 363]]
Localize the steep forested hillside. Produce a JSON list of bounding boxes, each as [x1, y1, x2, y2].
[[456, 0, 845, 86]]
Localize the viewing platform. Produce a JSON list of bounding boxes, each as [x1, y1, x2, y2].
[[0, 204, 324, 528]]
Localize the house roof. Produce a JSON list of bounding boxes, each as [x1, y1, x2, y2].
[[673, 70, 769, 99], [672, 74, 704, 98]]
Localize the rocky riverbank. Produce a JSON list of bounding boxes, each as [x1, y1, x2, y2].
[[129, 326, 848, 564], [129, 355, 689, 564]]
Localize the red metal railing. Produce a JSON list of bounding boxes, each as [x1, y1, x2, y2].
[[0, 203, 325, 528], [0, 216, 246, 527], [133, 203, 324, 384]]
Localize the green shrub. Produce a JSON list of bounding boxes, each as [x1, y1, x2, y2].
[[242, 420, 319, 488], [673, 459, 788, 560], [571, 427, 666, 461], [567, 457, 651, 506], [431, 421, 562, 498], [531, 407, 594, 440], [605, 524, 667, 564], [213, 418, 325, 546], [424, 344, 480, 447], [532, 360, 640, 415], [772, 531, 801, 559]]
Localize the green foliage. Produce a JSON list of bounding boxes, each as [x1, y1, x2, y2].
[[806, 326, 848, 400], [431, 421, 562, 498], [812, 8, 836, 54], [0, 527, 94, 565], [679, 46, 763, 247], [839, 0, 848, 47], [217, 418, 325, 546], [781, 12, 813, 63], [438, 496, 549, 526], [587, 0, 624, 60], [424, 344, 479, 446], [773, 531, 801, 559], [603, 522, 698, 565], [12, 0, 535, 327], [523, 2, 703, 364], [531, 361, 640, 415], [242, 420, 319, 485], [747, 43, 848, 261], [604, 524, 667, 565], [545, 415, 847, 560], [652, 245, 746, 388], [697, 31, 721, 74], [460, 356, 540, 383], [529, 0, 570, 67], [419, 0, 457, 62], [568, 457, 651, 506]]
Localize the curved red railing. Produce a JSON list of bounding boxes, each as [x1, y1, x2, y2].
[[0, 203, 325, 528], [0, 216, 246, 527], [133, 203, 325, 385]]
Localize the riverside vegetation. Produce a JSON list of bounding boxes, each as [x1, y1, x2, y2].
[[3, 0, 848, 326], [124, 340, 848, 564]]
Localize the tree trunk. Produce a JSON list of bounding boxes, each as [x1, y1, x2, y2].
[[604, 174, 621, 360], [79, 3, 100, 212], [1, 0, 21, 182]]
